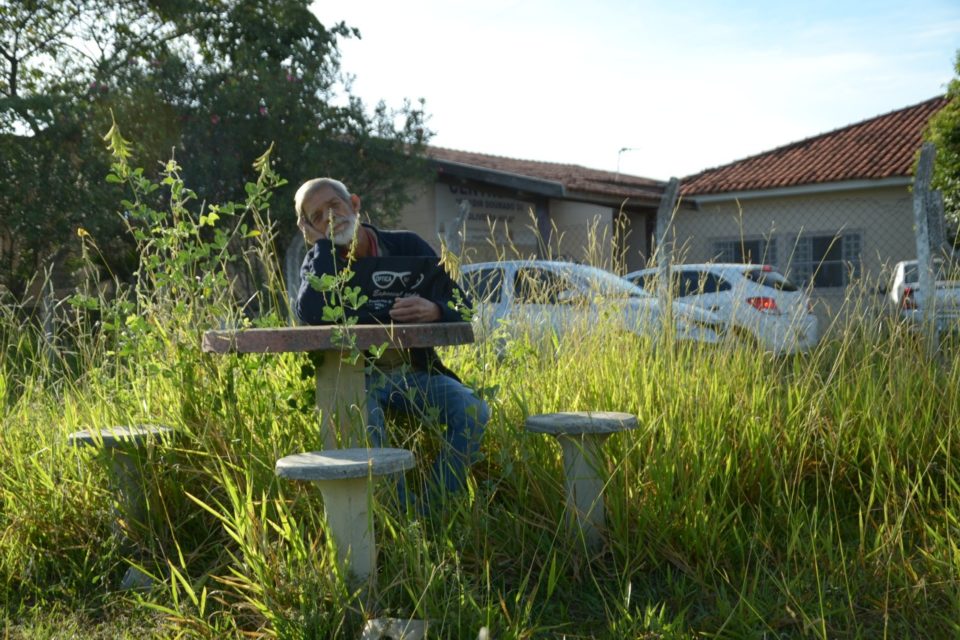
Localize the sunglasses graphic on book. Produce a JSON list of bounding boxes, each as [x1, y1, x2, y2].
[[371, 271, 425, 290], [344, 257, 462, 323]]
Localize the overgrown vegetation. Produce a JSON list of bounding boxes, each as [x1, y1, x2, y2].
[[2, 139, 960, 639], [925, 48, 960, 241]]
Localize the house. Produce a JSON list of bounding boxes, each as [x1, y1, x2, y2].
[[285, 95, 950, 323], [676, 95, 950, 318], [401, 146, 667, 271]]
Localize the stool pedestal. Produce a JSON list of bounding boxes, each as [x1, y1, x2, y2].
[[68, 425, 173, 589], [525, 412, 637, 549], [275, 448, 415, 582]]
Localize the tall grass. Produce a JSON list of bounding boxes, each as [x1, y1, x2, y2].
[[2, 137, 960, 638]]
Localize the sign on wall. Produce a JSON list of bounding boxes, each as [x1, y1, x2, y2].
[[435, 184, 539, 255]]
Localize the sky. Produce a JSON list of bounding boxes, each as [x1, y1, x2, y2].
[[312, 0, 960, 181]]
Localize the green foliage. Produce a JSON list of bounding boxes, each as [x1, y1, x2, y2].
[[0, 0, 431, 297], [926, 49, 960, 238]]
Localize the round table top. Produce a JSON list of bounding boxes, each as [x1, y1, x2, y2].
[[68, 425, 173, 449], [525, 411, 638, 436], [275, 448, 416, 481]]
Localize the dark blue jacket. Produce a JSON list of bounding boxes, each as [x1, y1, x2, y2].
[[296, 224, 467, 377]]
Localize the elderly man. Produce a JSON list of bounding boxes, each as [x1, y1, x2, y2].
[[294, 177, 489, 511]]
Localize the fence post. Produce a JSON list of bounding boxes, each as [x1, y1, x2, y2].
[[913, 143, 940, 355], [444, 198, 470, 259], [655, 178, 680, 331], [284, 234, 305, 325]]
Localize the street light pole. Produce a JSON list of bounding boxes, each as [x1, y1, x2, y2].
[[615, 147, 640, 181]]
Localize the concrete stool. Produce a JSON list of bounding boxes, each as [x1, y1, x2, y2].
[[275, 448, 415, 583], [360, 618, 429, 640], [68, 424, 173, 589], [525, 412, 638, 549]]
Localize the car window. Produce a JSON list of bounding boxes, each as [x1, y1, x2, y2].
[[677, 272, 700, 297], [704, 273, 731, 293], [675, 271, 730, 296], [903, 263, 918, 283], [742, 268, 799, 292], [628, 270, 680, 297], [461, 268, 503, 303], [629, 272, 655, 291], [515, 267, 578, 304], [903, 261, 957, 283]]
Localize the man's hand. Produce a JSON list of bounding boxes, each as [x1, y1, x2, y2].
[[298, 215, 326, 245], [389, 295, 441, 323]]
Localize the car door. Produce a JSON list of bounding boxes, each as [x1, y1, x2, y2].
[[460, 266, 506, 339], [512, 265, 586, 342]]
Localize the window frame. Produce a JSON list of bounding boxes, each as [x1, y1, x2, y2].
[[712, 236, 778, 266], [789, 231, 863, 289]]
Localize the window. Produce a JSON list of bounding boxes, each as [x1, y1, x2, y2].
[[461, 268, 503, 303], [514, 268, 577, 304], [676, 270, 731, 297], [714, 237, 778, 265], [791, 232, 862, 288]]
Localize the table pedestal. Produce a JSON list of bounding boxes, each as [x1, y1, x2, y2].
[[313, 353, 367, 450]]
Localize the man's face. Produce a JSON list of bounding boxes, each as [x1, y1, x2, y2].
[[302, 185, 360, 246]]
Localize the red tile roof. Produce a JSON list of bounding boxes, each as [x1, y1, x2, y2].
[[681, 96, 950, 197], [427, 146, 666, 203]]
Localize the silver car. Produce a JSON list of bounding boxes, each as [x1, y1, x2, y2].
[[625, 263, 820, 355], [459, 260, 723, 347]]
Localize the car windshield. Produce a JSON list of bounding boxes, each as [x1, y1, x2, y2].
[[741, 267, 799, 292]]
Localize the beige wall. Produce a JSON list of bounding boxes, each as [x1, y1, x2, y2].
[[549, 200, 615, 267], [397, 181, 622, 267], [394, 184, 438, 250]]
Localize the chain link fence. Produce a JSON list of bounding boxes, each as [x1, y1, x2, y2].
[[445, 153, 959, 344]]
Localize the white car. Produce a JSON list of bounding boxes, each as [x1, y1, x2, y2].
[[459, 260, 723, 347], [624, 264, 820, 355], [888, 259, 960, 331]]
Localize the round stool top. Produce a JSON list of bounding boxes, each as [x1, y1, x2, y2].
[[525, 411, 638, 436], [275, 448, 415, 481], [68, 425, 173, 449]]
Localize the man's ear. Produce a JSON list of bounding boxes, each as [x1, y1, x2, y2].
[[350, 194, 362, 212]]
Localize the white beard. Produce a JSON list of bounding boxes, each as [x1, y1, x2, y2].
[[331, 215, 359, 246]]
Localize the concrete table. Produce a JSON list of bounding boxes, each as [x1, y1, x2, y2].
[[525, 412, 638, 549], [202, 323, 475, 449], [68, 424, 173, 589], [276, 448, 415, 581]]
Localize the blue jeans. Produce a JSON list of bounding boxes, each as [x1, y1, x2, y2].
[[366, 368, 489, 507]]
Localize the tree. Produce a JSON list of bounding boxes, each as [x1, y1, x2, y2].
[[0, 0, 431, 298], [925, 50, 960, 244]]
